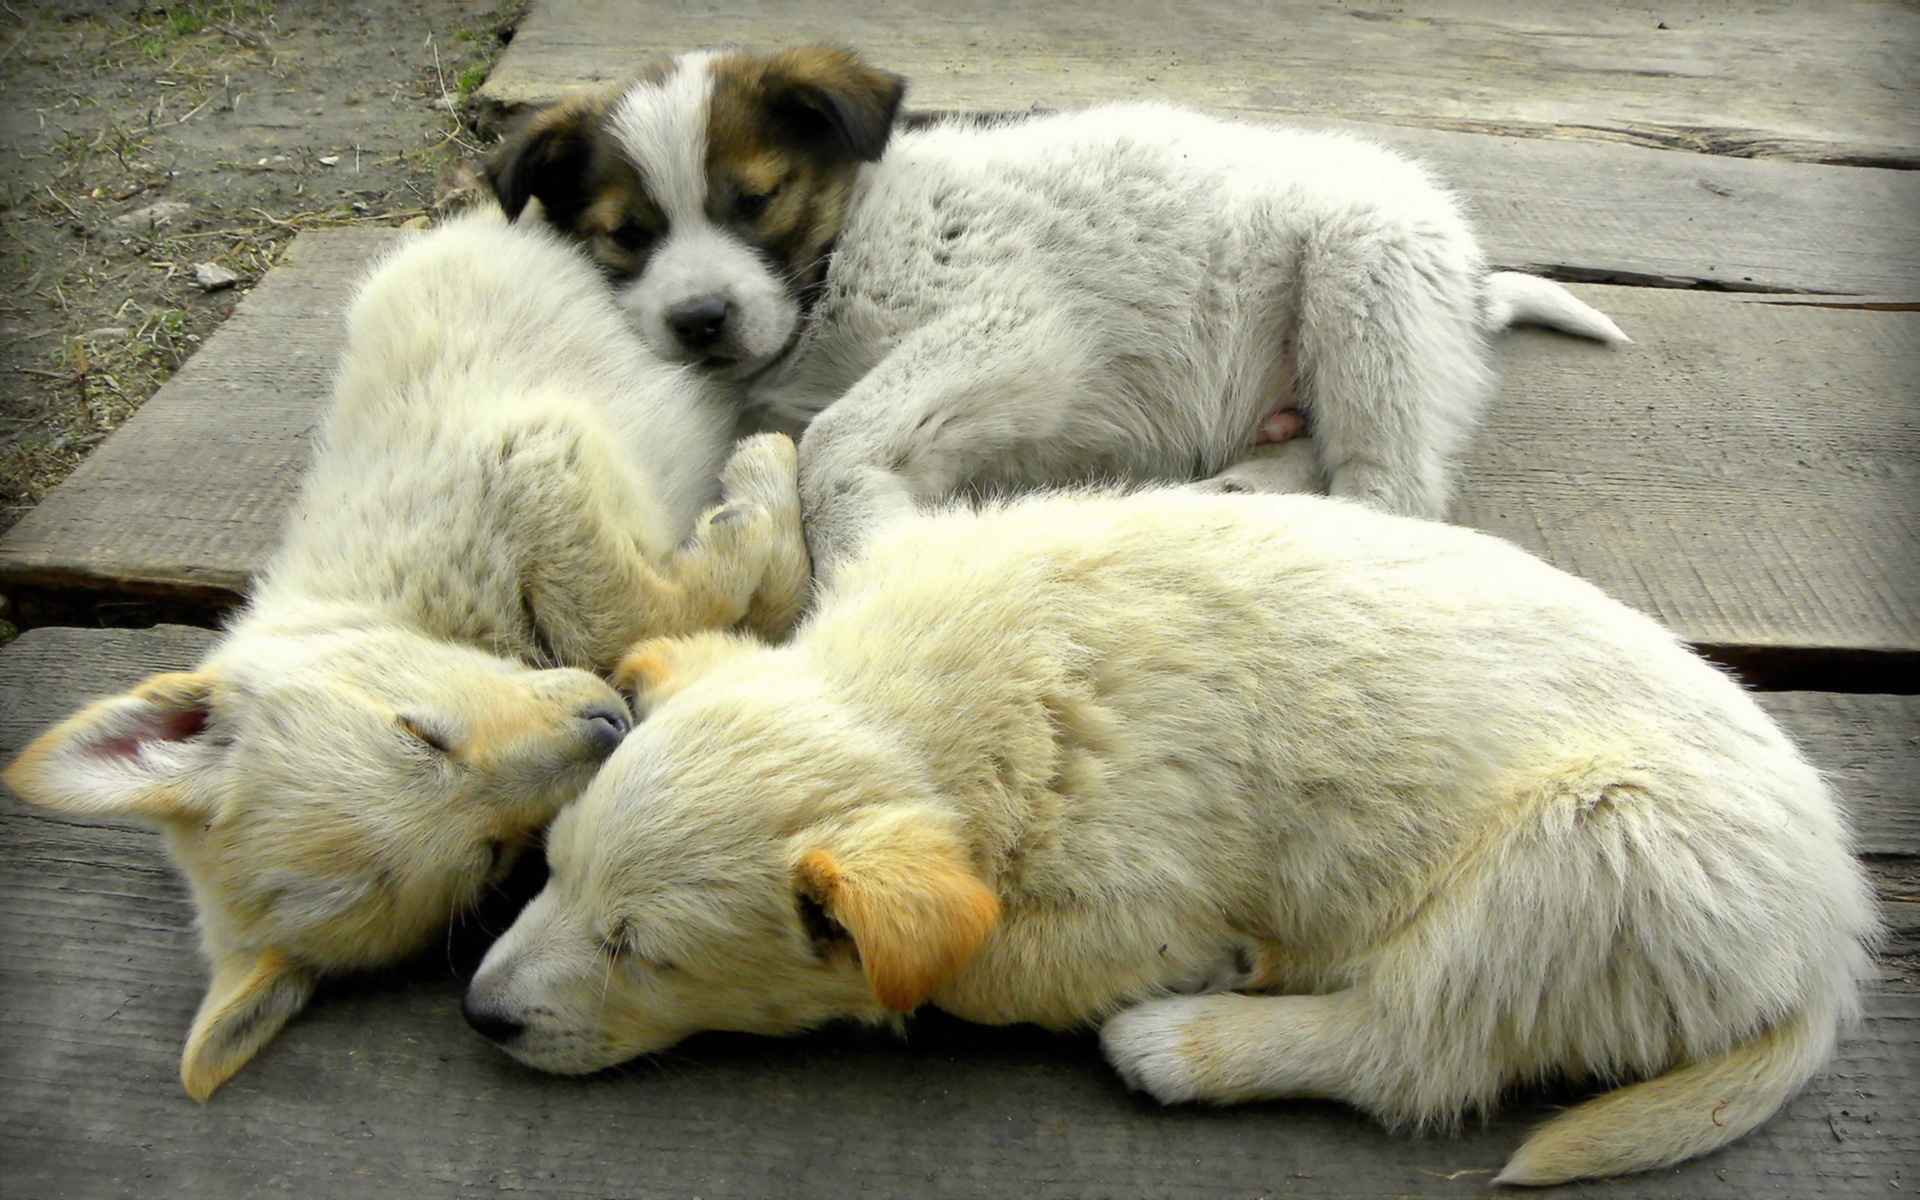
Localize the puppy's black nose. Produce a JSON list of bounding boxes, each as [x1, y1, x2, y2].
[[462, 992, 525, 1043], [666, 296, 730, 349], [579, 705, 630, 757]]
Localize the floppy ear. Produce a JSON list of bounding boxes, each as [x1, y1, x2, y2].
[[792, 807, 999, 1012], [613, 631, 755, 713], [180, 945, 317, 1101], [485, 97, 604, 223], [3, 671, 220, 822], [763, 45, 906, 163]]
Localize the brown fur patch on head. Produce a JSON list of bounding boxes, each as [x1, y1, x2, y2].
[[705, 46, 906, 293]]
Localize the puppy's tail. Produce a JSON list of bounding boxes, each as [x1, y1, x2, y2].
[[1482, 271, 1629, 343], [1494, 1001, 1840, 1186]]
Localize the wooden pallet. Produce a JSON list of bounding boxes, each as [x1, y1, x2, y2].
[[1, 625, 1914, 1198]]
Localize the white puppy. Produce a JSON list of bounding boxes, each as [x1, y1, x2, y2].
[[4, 208, 809, 1098], [486, 46, 1626, 568], [464, 488, 1875, 1186]]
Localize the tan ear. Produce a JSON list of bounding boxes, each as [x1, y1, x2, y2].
[[3, 671, 219, 822], [793, 809, 999, 1012], [180, 946, 316, 1101], [613, 631, 754, 713]]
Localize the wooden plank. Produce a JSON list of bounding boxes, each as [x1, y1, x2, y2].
[[481, 0, 1920, 168], [1756, 693, 1920, 860], [0, 228, 402, 603], [1289, 117, 1920, 298], [1462, 285, 1919, 678], [1, 628, 1914, 1197]]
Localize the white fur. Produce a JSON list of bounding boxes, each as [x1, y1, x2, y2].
[[468, 489, 1876, 1185], [598, 70, 1625, 565]]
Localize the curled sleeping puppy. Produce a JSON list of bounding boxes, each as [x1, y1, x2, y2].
[[486, 45, 1626, 570], [2, 208, 809, 1100], [463, 488, 1875, 1186]]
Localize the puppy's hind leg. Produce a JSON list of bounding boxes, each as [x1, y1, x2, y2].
[[1103, 990, 1376, 1108], [1294, 223, 1491, 520]]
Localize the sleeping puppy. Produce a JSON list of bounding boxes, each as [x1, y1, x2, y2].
[[2, 208, 809, 1099], [486, 46, 1626, 569], [463, 488, 1875, 1186]]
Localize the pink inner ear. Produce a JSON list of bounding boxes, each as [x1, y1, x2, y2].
[[96, 704, 209, 761]]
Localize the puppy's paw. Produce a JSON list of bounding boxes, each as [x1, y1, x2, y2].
[[717, 434, 810, 638], [1101, 997, 1206, 1104], [719, 432, 801, 509]]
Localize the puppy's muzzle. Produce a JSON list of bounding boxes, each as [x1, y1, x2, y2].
[[665, 296, 731, 352], [461, 990, 525, 1044]]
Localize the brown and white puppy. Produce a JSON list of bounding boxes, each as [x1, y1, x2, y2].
[[487, 46, 1627, 572], [487, 46, 902, 376]]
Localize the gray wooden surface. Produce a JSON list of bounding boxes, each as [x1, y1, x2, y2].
[[3, 231, 1913, 679], [1460, 286, 1919, 672], [480, 0, 1920, 168], [1291, 117, 1920, 298], [2, 626, 1914, 1199], [0, 227, 400, 602]]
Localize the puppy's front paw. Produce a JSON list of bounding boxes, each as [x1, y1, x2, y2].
[[1101, 997, 1205, 1104], [720, 432, 801, 509], [717, 433, 810, 638]]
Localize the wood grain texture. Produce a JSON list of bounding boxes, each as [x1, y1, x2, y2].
[[2, 630, 1915, 1198], [1463, 285, 1919, 661], [1756, 693, 1920, 860], [0, 228, 403, 601], [481, 0, 1920, 167], [1290, 117, 1920, 299]]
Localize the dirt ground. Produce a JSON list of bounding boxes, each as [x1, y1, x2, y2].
[[0, 0, 527, 581]]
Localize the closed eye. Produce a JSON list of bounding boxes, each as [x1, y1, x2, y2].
[[602, 919, 675, 971], [609, 221, 654, 251], [734, 189, 775, 220], [398, 714, 455, 755]]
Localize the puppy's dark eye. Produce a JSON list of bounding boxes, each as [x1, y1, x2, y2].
[[734, 189, 775, 220], [609, 221, 653, 251], [398, 715, 454, 755]]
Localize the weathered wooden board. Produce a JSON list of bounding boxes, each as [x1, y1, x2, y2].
[[481, 0, 1920, 168], [1461, 286, 1919, 679], [1292, 117, 1920, 298], [0, 227, 402, 602], [1, 628, 1915, 1198]]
